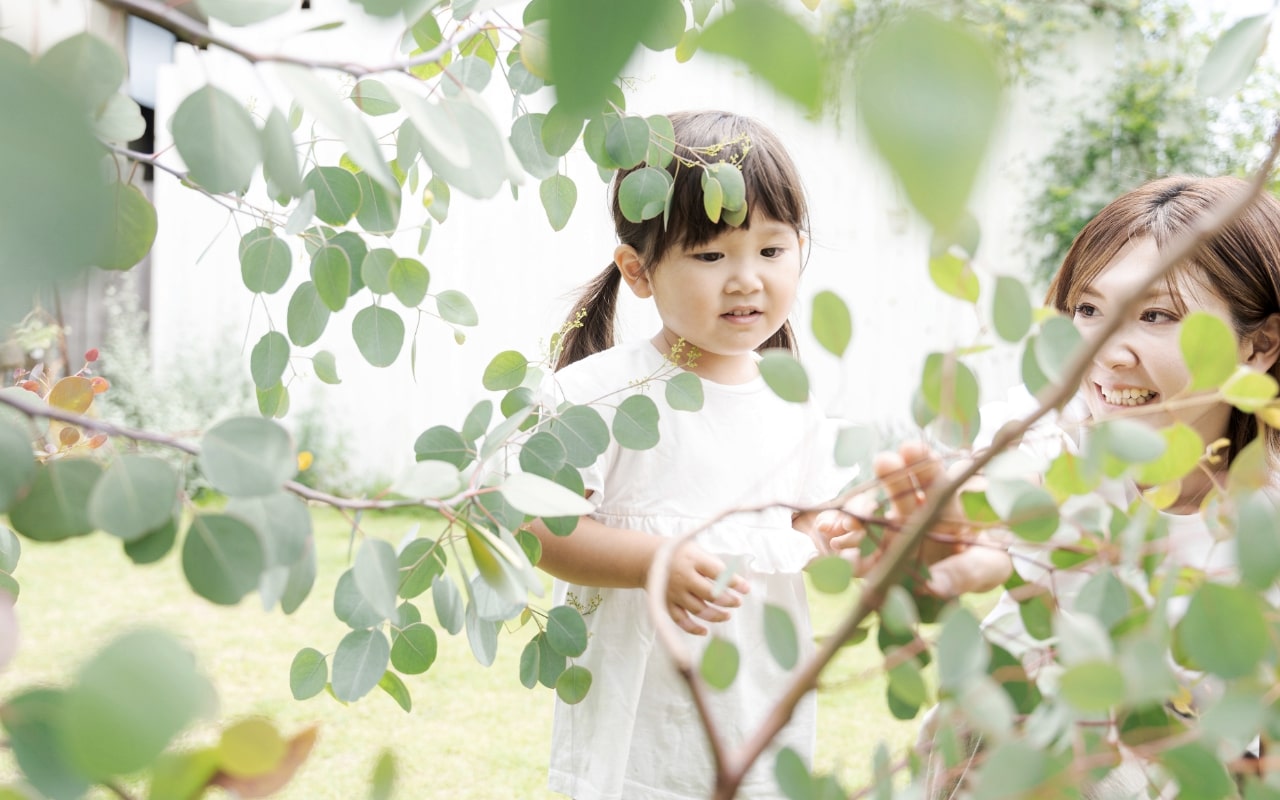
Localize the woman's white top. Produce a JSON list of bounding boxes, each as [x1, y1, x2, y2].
[[544, 339, 847, 800]]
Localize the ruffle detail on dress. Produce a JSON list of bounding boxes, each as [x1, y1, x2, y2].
[[594, 511, 818, 575]]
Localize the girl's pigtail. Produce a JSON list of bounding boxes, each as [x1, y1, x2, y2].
[[555, 264, 623, 371], [758, 320, 799, 358]]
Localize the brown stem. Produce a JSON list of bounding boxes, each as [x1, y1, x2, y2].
[[97, 0, 486, 78], [0, 388, 450, 512]]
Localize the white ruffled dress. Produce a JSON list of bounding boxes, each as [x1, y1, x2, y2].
[[545, 339, 846, 800]]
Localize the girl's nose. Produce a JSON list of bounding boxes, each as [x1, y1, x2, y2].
[[724, 260, 764, 293]]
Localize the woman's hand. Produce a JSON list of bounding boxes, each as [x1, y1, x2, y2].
[[665, 543, 750, 636], [816, 441, 1011, 597]]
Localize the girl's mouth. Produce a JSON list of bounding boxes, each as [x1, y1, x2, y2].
[[722, 309, 762, 322], [1098, 384, 1158, 407]]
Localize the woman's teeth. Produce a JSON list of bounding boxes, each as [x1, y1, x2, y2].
[[1101, 386, 1156, 406]]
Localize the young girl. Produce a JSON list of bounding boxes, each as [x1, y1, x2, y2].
[[531, 110, 848, 800], [860, 176, 1280, 797]]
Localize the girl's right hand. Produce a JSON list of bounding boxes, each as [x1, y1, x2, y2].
[[665, 544, 750, 636]]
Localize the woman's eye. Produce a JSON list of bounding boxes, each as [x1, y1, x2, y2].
[[1140, 309, 1176, 324], [1072, 303, 1098, 318]]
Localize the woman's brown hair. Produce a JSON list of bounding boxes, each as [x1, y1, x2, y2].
[[555, 110, 809, 370], [1046, 175, 1280, 464]]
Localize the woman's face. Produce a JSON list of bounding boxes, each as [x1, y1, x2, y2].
[[1072, 237, 1241, 447]]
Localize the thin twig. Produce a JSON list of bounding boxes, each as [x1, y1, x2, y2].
[[97, 0, 487, 78], [0, 389, 447, 512]]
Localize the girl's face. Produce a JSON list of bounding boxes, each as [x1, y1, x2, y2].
[[1074, 237, 1242, 446], [619, 213, 802, 383]]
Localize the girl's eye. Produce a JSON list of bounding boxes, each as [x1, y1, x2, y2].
[[1140, 309, 1176, 324], [761, 246, 783, 258], [1072, 303, 1099, 318], [692, 252, 723, 263]]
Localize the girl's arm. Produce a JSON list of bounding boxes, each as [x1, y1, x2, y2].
[[529, 514, 751, 636]]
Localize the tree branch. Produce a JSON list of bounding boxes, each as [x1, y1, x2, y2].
[[0, 389, 447, 512], [646, 123, 1280, 799], [98, 0, 487, 78]]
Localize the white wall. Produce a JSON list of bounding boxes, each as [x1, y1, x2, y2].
[[13, 0, 1126, 482]]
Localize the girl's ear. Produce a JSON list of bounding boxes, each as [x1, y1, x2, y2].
[[1243, 313, 1280, 371], [615, 245, 652, 299]]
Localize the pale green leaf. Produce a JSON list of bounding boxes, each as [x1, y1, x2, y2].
[[391, 623, 438, 675], [436, 289, 479, 326], [350, 79, 400, 116], [303, 166, 361, 226], [36, 33, 123, 114], [352, 305, 405, 368], [763, 603, 798, 669], [605, 115, 651, 169], [700, 636, 739, 690], [540, 175, 577, 231], [1180, 311, 1238, 392], [240, 232, 292, 294], [546, 606, 588, 657], [87, 456, 178, 542], [355, 172, 402, 235], [261, 108, 304, 198], [389, 87, 508, 199], [645, 113, 676, 169], [510, 113, 560, 180], [759, 349, 809, 403], [331, 628, 390, 701], [250, 330, 290, 389], [993, 275, 1031, 343], [555, 664, 592, 704], [548, 405, 610, 467], [8, 459, 101, 542], [171, 86, 261, 194], [198, 417, 296, 497], [618, 166, 672, 223], [1034, 315, 1084, 384], [0, 419, 36, 515], [807, 556, 851, 594], [182, 514, 265, 605], [546, 1, 660, 116], [664, 371, 704, 411], [1175, 583, 1268, 678], [1135, 422, 1204, 486], [855, 12, 1001, 230], [483, 350, 528, 391], [929, 252, 980, 304], [811, 290, 852, 357], [313, 350, 341, 385], [698, 2, 822, 112], [388, 258, 429, 308], [612, 394, 660, 449], [1198, 14, 1271, 99], [93, 93, 145, 144], [1222, 366, 1279, 413], [286, 281, 330, 347], [289, 647, 328, 700], [197, 0, 292, 25], [361, 249, 396, 295], [354, 539, 400, 621], [500, 471, 594, 517]]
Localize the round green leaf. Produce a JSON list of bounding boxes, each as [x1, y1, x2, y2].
[[993, 275, 1032, 343], [96, 183, 156, 271], [519, 433, 567, 480], [700, 636, 739, 690], [60, 630, 213, 779], [303, 166, 362, 226], [182, 514, 265, 605], [94, 93, 146, 144], [240, 233, 292, 294], [225, 490, 311, 567], [388, 258, 430, 308], [123, 516, 178, 565], [355, 538, 400, 621], [0, 526, 19, 574], [759, 350, 809, 403], [510, 113, 559, 180], [483, 350, 528, 391], [1099, 419, 1166, 463], [433, 575, 464, 635], [8, 459, 102, 542], [1034, 316, 1084, 384], [549, 405, 610, 468], [1175, 583, 1269, 679], [1236, 491, 1280, 590], [436, 290, 478, 326], [391, 623, 438, 675], [811, 290, 853, 357], [928, 252, 980, 304], [1007, 485, 1060, 543], [541, 104, 585, 157], [1058, 660, 1126, 712], [331, 628, 391, 702], [361, 249, 397, 295], [555, 665, 592, 705], [1135, 422, 1203, 486], [281, 542, 316, 615], [613, 394, 660, 449], [390, 88, 508, 200], [334, 568, 387, 628], [353, 305, 406, 368], [88, 455, 179, 542], [35, 32, 124, 113], [763, 603, 798, 669], [605, 115, 651, 168], [171, 85, 261, 194], [807, 555, 851, 594], [618, 166, 671, 223], [311, 245, 351, 312], [413, 425, 472, 470], [397, 538, 447, 599], [702, 175, 723, 222], [257, 383, 290, 419], [0, 419, 36, 515], [286, 281, 330, 347], [644, 113, 676, 169], [199, 417, 295, 497], [441, 56, 492, 97], [1180, 311, 1238, 392], [664, 371, 704, 412], [326, 230, 368, 296], [1222, 367, 1279, 413], [350, 79, 400, 116], [546, 606, 588, 657], [854, 12, 1001, 230], [519, 638, 540, 689], [355, 171, 402, 235], [540, 174, 577, 232], [250, 331, 290, 390], [313, 350, 341, 385], [698, 2, 822, 113], [289, 647, 328, 700]]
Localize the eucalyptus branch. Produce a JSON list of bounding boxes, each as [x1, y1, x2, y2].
[[97, 0, 486, 78], [109, 145, 287, 226], [0, 389, 447, 512], [645, 123, 1280, 799]]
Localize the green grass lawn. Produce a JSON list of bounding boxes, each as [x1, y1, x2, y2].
[[0, 508, 937, 798]]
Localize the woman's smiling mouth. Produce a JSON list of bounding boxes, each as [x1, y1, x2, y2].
[[1098, 384, 1158, 407]]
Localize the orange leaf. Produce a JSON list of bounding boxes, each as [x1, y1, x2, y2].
[[91, 377, 110, 394], [47, 376, 93, 414], [208, 726, 318, 798], [59, 427, 80, 447]]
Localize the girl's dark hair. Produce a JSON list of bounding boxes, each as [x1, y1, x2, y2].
[[555, 110, 809, 370], [1046, 175, 1280, 465]]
